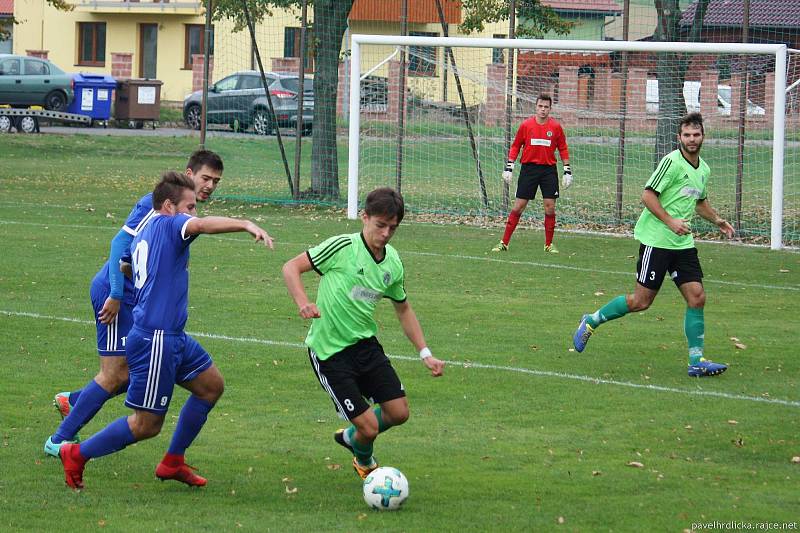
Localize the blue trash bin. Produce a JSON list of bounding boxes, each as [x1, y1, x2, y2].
[[67, 74, 117, 121]]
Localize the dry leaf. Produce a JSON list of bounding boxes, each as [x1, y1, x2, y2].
[[326, 463, 341, 470], [627, 461, 645, 468], [593, 291, 605, 296], [557, 516, 565, 524], [285, 486, 298, 494], [790, 456, 800, 464], [734, 342, 747, 350], [592, 470, 602, 476], [778, 269, 789, 273], [357, 513, 368, 520], [730, 337, 740, 342], [684, 425, 693, 430], [732, 438, 744, 448], [728, 420, 738, 425]]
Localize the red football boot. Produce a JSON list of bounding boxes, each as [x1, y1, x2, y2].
[[59, 443, 86, 489], [155, 460, 207, 487]]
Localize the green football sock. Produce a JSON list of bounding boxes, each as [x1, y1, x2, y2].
[[345, 426, 375, 466], [587, 295, 629, 328], [351, 435, 374, 466], [373, 406, 393, 434], [685, 306, 705, 365]]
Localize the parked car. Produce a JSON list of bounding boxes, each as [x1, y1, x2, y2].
[[183, 71, 314, 135], [0, 54, 74, 111]]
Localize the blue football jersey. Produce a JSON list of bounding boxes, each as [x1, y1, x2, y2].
[[92, 262, 136, 305], [121, 193, 157, 263], [130, 213, 197, 332]]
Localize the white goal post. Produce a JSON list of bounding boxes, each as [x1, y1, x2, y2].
[[347, 34, 788, 249]]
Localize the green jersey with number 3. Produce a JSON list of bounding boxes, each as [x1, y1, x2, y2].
[[634, 149, 709, 250], [305, 233, 406, 360]]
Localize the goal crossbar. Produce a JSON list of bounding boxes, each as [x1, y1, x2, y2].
[[347, 34, 788, 249]]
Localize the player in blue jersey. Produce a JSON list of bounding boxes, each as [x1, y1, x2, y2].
[[44, 150, 224, 458], [59, 171, 273, 489]]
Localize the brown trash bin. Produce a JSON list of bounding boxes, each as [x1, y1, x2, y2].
[[114, 79, 163, 121]]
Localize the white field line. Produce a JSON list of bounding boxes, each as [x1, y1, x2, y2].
[[2, 219, 794, 293], [3, 309, 799, 409]]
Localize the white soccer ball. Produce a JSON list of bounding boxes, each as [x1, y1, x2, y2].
[[362, 466, 409, 511]]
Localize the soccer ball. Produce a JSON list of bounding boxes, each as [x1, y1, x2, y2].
[[362, 466, 409, 511]]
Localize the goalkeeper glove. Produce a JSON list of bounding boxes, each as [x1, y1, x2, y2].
[[562, 164, 573, 189], [502, 160, 514, 184]]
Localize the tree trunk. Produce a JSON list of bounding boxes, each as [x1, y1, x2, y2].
[[310, 0, 354, 199], [653, 0, 709, 166], [653, 52, 687, 165]]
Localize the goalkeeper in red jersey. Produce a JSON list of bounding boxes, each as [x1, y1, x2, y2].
[[492, 94, 572, 254]]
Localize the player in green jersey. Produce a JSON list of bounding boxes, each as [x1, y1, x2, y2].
[[572, 113, 734, 377], [282, 187, 445, 479]]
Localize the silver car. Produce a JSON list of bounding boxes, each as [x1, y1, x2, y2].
[[183, 70, 313, 135], [0, 54, 74, 111]]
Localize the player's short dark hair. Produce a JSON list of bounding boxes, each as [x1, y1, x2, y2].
[[536, 94, 552, 106], [365, 187, 405, 223], [187, 149, 224, 174], [679, 112, 704, 134], [153, 171, 195, 210]]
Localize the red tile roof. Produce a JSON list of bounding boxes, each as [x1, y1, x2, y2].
[[0, 0, 13, 16], [682, 0, 800, 29], [543, 0, 622, 16]]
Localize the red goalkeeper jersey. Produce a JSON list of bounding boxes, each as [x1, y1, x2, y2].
[[508, 117, 569, 166]]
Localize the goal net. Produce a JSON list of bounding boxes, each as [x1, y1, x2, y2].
[[347, 35, 794, 249]]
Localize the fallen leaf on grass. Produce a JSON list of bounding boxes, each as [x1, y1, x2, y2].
[[285, 486, 298, 494], [593, 291, 605, 296], [627, 461, 645, 468], [326, 464, 341, 470], [592, 470, 602, 476], [557, 516, 565, 525], [779, 269, 790, 273], [734, 343, 747, 350], [732, 438, 744, 448], [790, 456, 800, 464], [730, 337, 740, 342], [728, 420, 738, 425]]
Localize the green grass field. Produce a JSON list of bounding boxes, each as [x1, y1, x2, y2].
[[1, 133, 799, 531]]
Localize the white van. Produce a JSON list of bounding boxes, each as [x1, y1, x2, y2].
[[645, 79, 765, 116]]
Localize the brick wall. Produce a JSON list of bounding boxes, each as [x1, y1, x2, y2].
[[192, 54, 214, 93], [111, 53, 132, 79]]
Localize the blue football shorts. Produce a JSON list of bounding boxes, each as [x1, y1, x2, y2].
[[124, 326, 213, 414], [90, 278, 134, 356]]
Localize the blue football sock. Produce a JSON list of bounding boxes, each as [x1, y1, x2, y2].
[[79, 416, 136, 459], [167, 396, 214, 456], [53, 380, 112, 443], [68, 389, 82, 406]]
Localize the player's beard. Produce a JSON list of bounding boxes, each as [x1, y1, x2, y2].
[[680, 139, 703, 155]]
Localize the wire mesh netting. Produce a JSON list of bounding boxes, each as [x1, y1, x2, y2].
[[147, 0, 800, 246]]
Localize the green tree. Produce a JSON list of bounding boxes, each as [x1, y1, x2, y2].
[[653, 0, 709, 166], [459, 0, 573, 37]]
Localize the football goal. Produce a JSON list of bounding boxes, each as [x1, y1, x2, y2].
[[346, 35, 792, 249]]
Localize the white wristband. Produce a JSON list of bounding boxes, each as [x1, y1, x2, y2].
[[419, 347, 432, 359]]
